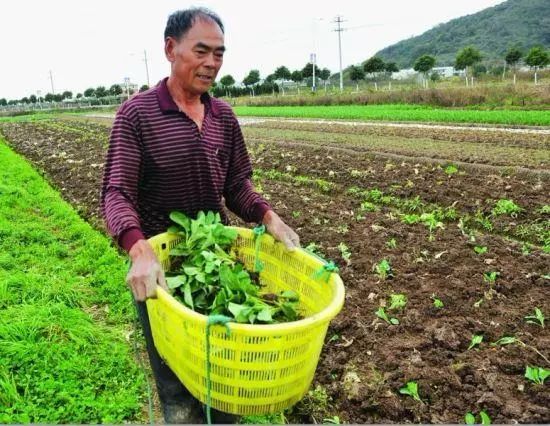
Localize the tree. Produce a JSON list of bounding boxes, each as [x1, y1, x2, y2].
[[95, 86, 108, 98], [274, 66, 291, 95], [219, 74, 235, 87], [139, 84, 149, 92], [110, 84, 123, 96], [349, 65, 365, 91], [413, 55, 436, 88], [44, 93, 55, 102], [363, 56, 385, 90], [385, 62, 399, 89], [21, 97, 29, 104], [318, 68, 331, 91], [290, 70, 303, 94], [61, 91, 72, 100], [29, 94, 37, 103], [243, 70, 260, 96], [84, 88, 95, 98], [0, 98, 7, 106], [525, 46, 549, 85], [76, 93, 83, 99], [505, 47, 522, 84], [53, 94, 63, 102], [455, 46, 482, 86]]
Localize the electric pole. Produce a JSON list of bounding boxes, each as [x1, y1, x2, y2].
[[143, 50, 150, 87], [49, 70, 55, 94], [311, 53, 317, 92], [333, 16, 345, 92]]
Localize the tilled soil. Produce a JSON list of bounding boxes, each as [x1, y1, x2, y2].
[[0, 118, 548, 423]]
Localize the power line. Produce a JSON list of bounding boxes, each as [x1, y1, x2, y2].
[[333, 15, 346, 92]]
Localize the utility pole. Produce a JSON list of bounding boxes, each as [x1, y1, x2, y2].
[[333, 16, 345, 92], [143, 49, 150, 87], [311, 53, 317, 92], [49, 70, 55, 94]]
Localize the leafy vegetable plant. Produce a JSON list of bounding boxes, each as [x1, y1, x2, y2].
[[373, 259, 393, 280], [525, 307, 545, 328], [465, 411, 491, 425], [468, 334, 484, 350], [166, 211, 300, 324], [524, 366, 550, 385], [399, 381, 422, 403]]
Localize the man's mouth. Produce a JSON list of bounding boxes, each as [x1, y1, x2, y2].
[[197, 74, 213, 82]]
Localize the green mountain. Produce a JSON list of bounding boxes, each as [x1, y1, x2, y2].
[[375, 0, 550, 68]]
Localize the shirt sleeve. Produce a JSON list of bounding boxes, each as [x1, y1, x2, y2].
[[100, 112, 145, 252], [223, 117, 272, 223]]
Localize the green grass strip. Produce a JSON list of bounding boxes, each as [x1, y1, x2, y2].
[[0, 139, 146, 423], [234, 104, 550, 126]]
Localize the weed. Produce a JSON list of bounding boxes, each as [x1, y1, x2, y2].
[[431, 294, 444, 308], [373, 259, 393, 280], [483, 271, 499, 284], [465, 411, 491, 425], [524, 366, 550, 385], [360, 201, 379, 212], [291, 210, 301, 218], [335, 224, 349, 235], [444, 164, 458, 175], [492, 199, 523, 217], [474, 246, 487, 255], [338, 243, 352, 265], [525, 308, 545, 328], [375, 307, 399, 325], [399, 381, 422, 403], [386, 238, 397, 249], [388, 293, 407, 310], [468, 334, 484, 350]]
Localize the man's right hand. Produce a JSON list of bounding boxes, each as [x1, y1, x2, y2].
[[127, 239, 168, 301]]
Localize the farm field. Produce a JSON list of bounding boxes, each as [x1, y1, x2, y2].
[[233, 105, 550, 127], [0, 114, 548, 423]]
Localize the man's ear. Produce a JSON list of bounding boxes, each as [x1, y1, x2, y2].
[[164, 37, 177, 62]]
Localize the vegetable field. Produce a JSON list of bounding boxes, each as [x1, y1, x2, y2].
[[0, 113, 548, 423]]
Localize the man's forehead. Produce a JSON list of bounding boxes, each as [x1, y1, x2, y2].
[[184, 19, 224, 41]]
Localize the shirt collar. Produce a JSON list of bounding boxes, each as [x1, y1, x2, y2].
[[157, 77, 220, 118]]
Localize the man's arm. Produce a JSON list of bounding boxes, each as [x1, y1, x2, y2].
[[223, 118, 300, 250], [100, 111, 167, 299], [100, 112, 145, 251]]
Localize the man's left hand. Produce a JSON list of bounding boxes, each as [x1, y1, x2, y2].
[[262, 210, 300, 251]]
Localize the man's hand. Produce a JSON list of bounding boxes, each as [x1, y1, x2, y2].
[[262, 210, 300, 251], [127, 240, 168, 302]]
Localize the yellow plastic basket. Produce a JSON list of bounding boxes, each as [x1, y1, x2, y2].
[[146, 227, 345, 415]]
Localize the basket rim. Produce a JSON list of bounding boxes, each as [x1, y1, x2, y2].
[[148, 228, 345, 333]]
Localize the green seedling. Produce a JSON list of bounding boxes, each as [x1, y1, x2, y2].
[[465, 411, 492, 425], [521, 243, 531, 255], [322, 416, 341, 424], [338, 242, 352, 265], [538, 205, 550, 214], [468, 334, 484, 350], [483, 271, 499, 284], [492, 199, 523, 217], [473, 246, 487, 255], [524, 366, 550, 385], [386, 238, 397, 249], [444, 164, 458, 175], [388, 293, 407, 310], [360, 201, 379, 212], [399, 381, 422, 403], [525, 307, 545, 328], [291, 210, 301, 218], [431, 295, 444, 308], [375, 307, 399, 325], [373, 259, 393, 280]]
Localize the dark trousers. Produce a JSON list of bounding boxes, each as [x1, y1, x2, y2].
[[135, 300, 189, 403], [135, 300, 238, 424]]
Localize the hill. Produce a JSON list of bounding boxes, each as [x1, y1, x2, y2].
[[375, 0, 550, 68]]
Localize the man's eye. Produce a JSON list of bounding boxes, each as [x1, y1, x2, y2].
[[215, 52, 224, 59], [196, 50, 207, 55]]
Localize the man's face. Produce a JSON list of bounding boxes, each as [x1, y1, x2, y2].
[[165, 19, 225, 95]]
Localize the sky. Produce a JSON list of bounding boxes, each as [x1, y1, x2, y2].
[[0, 0, 506, 100]]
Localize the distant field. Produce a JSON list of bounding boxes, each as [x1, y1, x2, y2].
[[233, 105, 550, 126]]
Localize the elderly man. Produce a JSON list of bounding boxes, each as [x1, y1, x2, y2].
[[100, 7, 299, 424]]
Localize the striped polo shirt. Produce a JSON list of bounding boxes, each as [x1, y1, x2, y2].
[[100, 77, 271, 252]]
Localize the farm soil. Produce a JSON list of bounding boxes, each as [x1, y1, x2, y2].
[[0, 119, 548, 423]]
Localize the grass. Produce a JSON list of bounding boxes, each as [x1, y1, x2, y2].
[[234, 104, 550, 126], [0, 139, 147, 423]]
